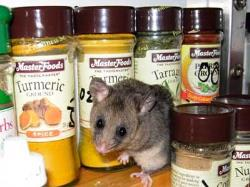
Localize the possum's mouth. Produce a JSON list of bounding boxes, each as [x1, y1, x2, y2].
[[95, 142, 117, 154]]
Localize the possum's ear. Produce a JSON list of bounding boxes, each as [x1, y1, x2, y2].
[[89, 78, 110, 103], [139, 92, 156, 115]]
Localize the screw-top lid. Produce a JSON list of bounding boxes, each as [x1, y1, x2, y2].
[[171, 103, 234, 144], [136, 6, 182, 32], [74, 6, 135, 34], [0, 90, 11, 105], [10, 6, 73, 39], [183, 8, 223, 33], [0, 6, 11, 54], [213, 95, 250, 131]]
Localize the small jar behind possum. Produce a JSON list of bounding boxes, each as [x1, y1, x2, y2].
[[11, 7, 80, 186], [74, 6, 135, 169], [171, 103, 233, 187]]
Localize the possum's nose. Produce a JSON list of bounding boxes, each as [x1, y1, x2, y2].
[[96, 141, 109, 154]]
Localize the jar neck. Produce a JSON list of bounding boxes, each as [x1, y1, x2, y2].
[[172, 141, 232, 158], [234, 131, 250, 143], [136, 31, 181, 37], [183, 32, 223, 44]]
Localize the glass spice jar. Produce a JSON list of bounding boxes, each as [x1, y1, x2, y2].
[[181, 8, 223, 104], [213, 95, 250, 187], [171, 103, 234, 187], [74, 6, 135, 170], [0, 5, 17, 154], [135, 6, 182, 105], [10, 6, 80, 187]]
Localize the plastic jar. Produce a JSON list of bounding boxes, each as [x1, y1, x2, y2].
[[181, 8, 223, 104], [10, 7, 79, 186], [213, 95, 250, 187], [171, 103, 234, 187], [74, 6, 135, 170], [135, 7, 182, 105], [0, 6, 17, 154]]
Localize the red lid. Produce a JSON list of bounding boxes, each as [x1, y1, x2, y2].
[[136, 6, 182, 32], [171, 103, 234, 144], [74, 6, 135, 34], [183, 8, 223, 33], [11, 6, 73, 39], [213, 95, 250, 131]]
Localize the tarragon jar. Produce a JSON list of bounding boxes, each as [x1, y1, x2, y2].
[[213, 95, 250, 187], [74, 6, 135, 169], [181, 8, 223, 104], [10, 7, 79, 186], [171, 103, 234, 187], [135, 7, 182, 105]]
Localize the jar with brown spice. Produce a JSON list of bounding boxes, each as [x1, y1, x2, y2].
[[171, 103, 234, 187], [10, 6, 79, 187], [181, 8, 223, 104], [213, 95, 250, 187]]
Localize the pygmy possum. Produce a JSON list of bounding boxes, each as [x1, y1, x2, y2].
[[89, 78, 173, 187]]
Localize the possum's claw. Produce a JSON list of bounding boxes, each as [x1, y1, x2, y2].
[[117, 152, 130, 165], [130, 171, 152, 187]]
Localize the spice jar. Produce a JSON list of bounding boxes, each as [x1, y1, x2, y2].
[[10, 7, 79, 186], [74, 6, 135, 169], [171, 103, 234, 187], [0, 6, 17, 153], [135, 7, 182, 105], [213, 95, 250, 187], [181, 8, 223, 104]]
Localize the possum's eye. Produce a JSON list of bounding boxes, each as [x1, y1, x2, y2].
[[96, 118, 105, 129], [116, 126, 127, 137]]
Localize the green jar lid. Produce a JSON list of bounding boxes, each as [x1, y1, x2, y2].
[[0, 89, 11, 104], [0, 6, 12, 54]]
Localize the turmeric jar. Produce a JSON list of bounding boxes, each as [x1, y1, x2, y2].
[[10, 7, 80, 186], [181, 8, 223, 104], [171, 103, 234, 187], [74, 6, 135, 170]]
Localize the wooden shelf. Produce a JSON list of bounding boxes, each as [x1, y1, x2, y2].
[[76, 166, 171, 187]]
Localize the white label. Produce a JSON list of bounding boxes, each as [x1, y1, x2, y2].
[[181, 44, 221, 103], [78, 53, 134, 128], [13, 55, 75, 142], [172, 158, 230, 187], [230, 144, 250, 186], [0, 107, 17, 152], [135, 49, 181, 103]]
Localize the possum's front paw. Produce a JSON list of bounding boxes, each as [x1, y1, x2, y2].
[[130, 171, 152, 187], [117, 152, 130, 165]]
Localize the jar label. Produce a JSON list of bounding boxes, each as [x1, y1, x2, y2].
[[172, 158, 230, 187], [0, 107, 17, 152], [135, 49, 181, 104], [181, 44, 221, 103], [13, 55, 75, 142], [230, 144, 250, 186], [78, 53, 134, 128]]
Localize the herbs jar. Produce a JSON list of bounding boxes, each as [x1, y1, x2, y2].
[[11, 7, 79, 187], [135, 7, 182, 105], [171, 103, 234, 187], [213, 95, 250, 187], [181, 8, 223, 104], [0, 6, 17, 153], [74, 6, 135, 170]]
